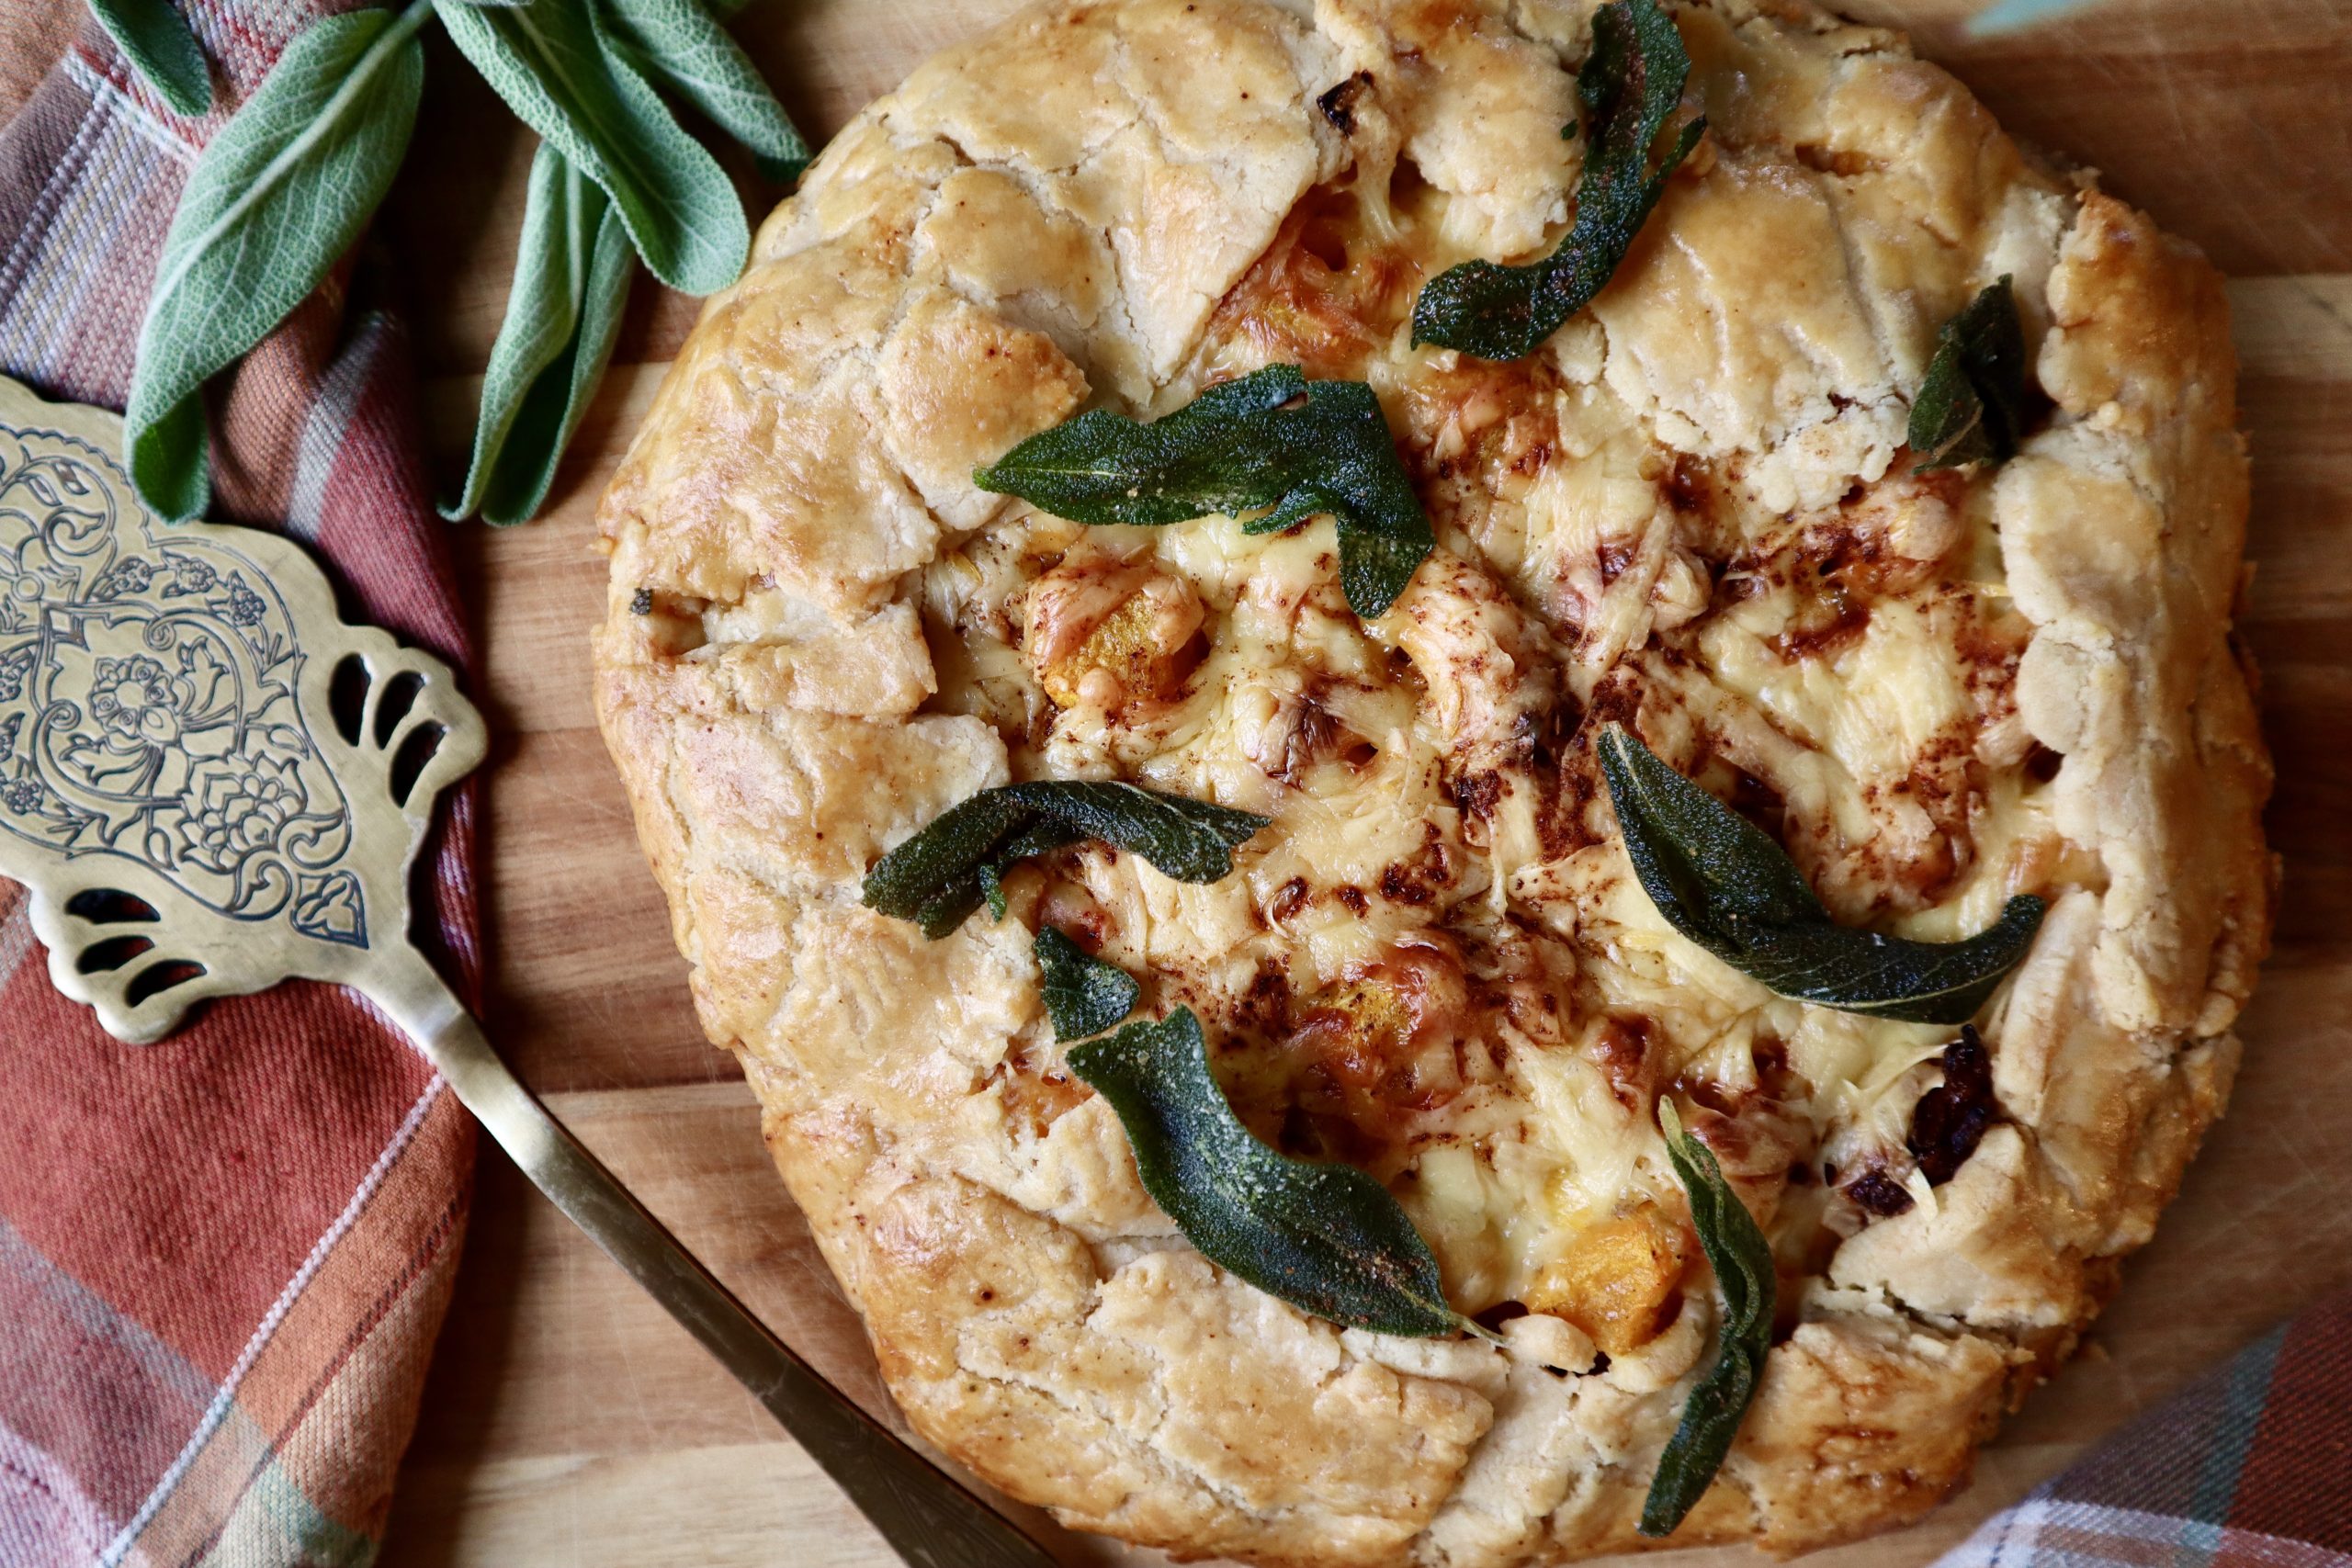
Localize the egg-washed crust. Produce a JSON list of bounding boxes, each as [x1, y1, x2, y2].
[[589, 0, 2274, 1562]]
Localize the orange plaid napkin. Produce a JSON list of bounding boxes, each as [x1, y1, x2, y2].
[[1936, 1293, 2352, 1567], [0, 5, 475, 1564]]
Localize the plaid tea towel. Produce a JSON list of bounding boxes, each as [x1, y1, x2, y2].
[[0, 4, 476, 1566], [1935, 1294, 2352, 1566]]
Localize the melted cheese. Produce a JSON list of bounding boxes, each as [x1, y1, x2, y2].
[[915, 157, 2092, 1329]]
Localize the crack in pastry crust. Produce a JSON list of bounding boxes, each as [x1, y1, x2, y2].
[[592, 1, 2274, 1561]]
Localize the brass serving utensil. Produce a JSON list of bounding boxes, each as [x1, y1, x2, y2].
[[0, 377, 1057, 1568]]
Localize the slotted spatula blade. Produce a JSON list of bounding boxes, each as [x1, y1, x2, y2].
[[0, 376, 1057, 1568]]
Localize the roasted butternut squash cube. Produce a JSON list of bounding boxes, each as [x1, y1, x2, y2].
[[1023, 561, 1204, 711], [1528, 1204, 1690, 1356]]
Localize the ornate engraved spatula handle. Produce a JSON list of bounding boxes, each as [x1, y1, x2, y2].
[[0, 377, 1058, 1568]]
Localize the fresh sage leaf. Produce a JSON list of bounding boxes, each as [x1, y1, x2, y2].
[[1639, 1100, 1775, 1537], [864, 782, 1267, 938], [1597, 724, 2046, 1024], [436, 0, 748, 294], [1411, 0, 1703, 361], [1069, 1008, 1471, 1337], [125, 1, 429, 523], [974, 365, 1434, 620], [601, 0, 810, 182], [1033, 926, 1138, 1041], [88, 0, 211, 115], [998, 781, 1271, 885], [444, 142, 635, 526], [1908, 277, 2030, 470]]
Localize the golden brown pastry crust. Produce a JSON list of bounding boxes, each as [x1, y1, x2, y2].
[[591, 2, 2273, 1561]]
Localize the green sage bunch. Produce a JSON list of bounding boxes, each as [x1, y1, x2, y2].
[[107, 0, 805, 527]]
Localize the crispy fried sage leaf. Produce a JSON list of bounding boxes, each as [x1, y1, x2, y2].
[[445, 142, 635, 526], [1410, 0, 1703, 361], [88, 0, 212, 115], [907, 877, 990, 943], [1640, 1100, 1776, 1538], [999, 781, 1271, 884], [1908, 277, 2030, 470], [436, 0, 747, 294], [1597, 725, 2046, 1023], [601, 0, 810, 182], [862, 790, 1031, 939], [864, 783, 1270, 938], [1070, 1008, 1473, 1337], [126, 2, 428, 523], [973, 365, 1434, 620], [980, 818, 1082, 920], [1033, 926, 1138, 1041]]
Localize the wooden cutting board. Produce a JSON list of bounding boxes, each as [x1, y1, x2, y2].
[[378, 1, 2352, 1563]]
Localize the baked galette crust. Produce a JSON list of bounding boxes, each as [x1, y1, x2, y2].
[[591, 2, 2273, 1561]]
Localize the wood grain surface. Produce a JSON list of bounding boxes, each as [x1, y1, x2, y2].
[[376, 2, 2352, 1563]]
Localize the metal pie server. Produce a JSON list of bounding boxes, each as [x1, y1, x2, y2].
[[0, 377, 1057, 1568]]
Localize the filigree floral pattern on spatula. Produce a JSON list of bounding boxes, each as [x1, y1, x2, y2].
[[0, 426, 366, 946]]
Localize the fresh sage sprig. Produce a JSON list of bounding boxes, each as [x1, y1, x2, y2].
[[434, 0, 747, 297], [1908, 278, 2030, 470], [603, 0, 810, 181], [87, 0, 211, 115], [1597, 725, 2046, 1023], [974, 365, 1435, 620], [443, 144, 635, 527], [863, 781, 1271, 940], [1070, 1007, 1487, 1338], [1033, 926, 1138, 1041], [1410, 0, 1703, 361], [1639, 1100, 1775, 1538], [121, 0, 805, 528], [127, 1, 431, 523]]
